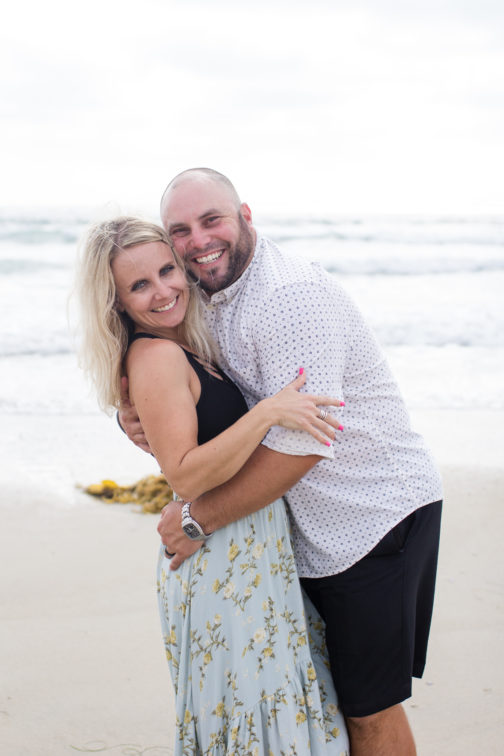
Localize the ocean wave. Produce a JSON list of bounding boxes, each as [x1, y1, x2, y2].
[[1, 324, 501, 356], [0, 345, 72, 358], [0, 212, 503, 248], [0, 258, 66, 275], [373, 329, 503, 348], [0, 222, 86, 245], [324, 260, 504, 276], [271, 229, 504, 247], [0, 212, 90, 246], [260, 215, 504, 247], [2, 346, 503, 413], [0, 214, 502, 402]]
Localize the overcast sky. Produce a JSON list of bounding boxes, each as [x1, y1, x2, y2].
[[2, 0, 503, 215]]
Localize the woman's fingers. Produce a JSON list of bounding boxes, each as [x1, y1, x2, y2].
[[298, 410, 344, 445], [318, 413, 344, 432], [288, 370, 307, 390], [306, 405, 344, 441], [275, 371, 345, 443], [305, 394, 345, 408], [304, 419, 336, 446]]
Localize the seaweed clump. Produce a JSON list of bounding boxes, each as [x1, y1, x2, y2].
[[82, 474, 174, 513]]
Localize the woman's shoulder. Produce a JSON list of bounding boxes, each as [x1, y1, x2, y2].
[[126, 336, 190, 375]]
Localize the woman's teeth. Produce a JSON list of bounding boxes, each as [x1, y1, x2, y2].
[[152, 298, 177, 312]]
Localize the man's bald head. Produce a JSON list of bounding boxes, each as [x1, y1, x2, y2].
[[160, 168, 241, 224]]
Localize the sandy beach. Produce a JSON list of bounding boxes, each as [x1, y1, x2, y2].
[[1, 409, 503, 755]]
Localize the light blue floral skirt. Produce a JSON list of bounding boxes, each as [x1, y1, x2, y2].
[[157, 499, 349, 755]]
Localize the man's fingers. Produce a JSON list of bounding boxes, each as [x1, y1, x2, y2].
[[170, 554, 184, 570], [137, 441, 152, 453], [168, 542, 202, 570], [157, 500, 202, 569], [119, 375, 131, 406], [169, 545, 202, 570]]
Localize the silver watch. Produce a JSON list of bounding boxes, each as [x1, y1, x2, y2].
[[181, 501, 208, 541]]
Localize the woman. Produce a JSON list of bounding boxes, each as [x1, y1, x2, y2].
[[77, 217, 349, 754]]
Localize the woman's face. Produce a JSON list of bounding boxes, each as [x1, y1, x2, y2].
[[112, 241, 190, 337]]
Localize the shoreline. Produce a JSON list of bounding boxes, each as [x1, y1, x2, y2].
[[1, 410, 503, 754]]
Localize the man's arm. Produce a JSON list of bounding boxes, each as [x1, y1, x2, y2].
[[158, 444, 321, 570]]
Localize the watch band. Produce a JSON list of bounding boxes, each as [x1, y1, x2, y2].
[[181, 501, 208, 541]]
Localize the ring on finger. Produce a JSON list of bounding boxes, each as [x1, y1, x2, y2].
[[318, 408, 329, 421], [165, 548, 175, 558]]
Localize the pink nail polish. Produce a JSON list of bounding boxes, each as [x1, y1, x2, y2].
[[338, 424, 344, 431], [299, 367, 304, 375], [325, 441, 331, 447], [340, 401, 345, 407]]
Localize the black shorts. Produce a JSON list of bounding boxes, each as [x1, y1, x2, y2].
[[301, 499, 442, 718]]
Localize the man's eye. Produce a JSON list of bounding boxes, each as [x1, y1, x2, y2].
[[206, 216, 220, 224], [171, 227, 188, 237]]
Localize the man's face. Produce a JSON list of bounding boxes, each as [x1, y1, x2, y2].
[[161, 178, 256, 294]]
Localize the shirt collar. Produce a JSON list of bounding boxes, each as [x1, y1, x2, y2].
[[204, 235, 264, 305]]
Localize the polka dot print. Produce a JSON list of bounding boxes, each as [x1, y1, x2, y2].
[[202, 236, 443, 577]]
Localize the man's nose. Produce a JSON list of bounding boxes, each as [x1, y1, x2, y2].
[[187, 226, 211, 251]]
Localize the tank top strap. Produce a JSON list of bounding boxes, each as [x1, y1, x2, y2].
[[128, 332, 227, 382]]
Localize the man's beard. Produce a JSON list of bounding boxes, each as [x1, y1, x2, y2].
[[189, 214, 255, 294]]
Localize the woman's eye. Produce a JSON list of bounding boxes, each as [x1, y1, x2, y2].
[[131, 280, 147, 292], [160, 265, 175, 276]]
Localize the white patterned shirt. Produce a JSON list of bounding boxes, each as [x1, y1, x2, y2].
[[202, 235, 443, 577]]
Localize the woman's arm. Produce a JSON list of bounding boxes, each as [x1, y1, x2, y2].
[[127, 340, 341, 501]]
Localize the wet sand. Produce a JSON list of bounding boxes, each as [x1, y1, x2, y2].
[[0, 410, 503, 754]]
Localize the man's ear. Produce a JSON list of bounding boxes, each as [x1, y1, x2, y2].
[[240, 202, 253, 226]]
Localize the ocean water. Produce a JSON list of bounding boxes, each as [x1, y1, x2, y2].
[[1, 210, 503, 415]]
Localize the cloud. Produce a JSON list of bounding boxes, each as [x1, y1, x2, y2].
[[1, 0, 503, 213]]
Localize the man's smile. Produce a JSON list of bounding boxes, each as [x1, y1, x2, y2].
[[194, 249, 224, 265]]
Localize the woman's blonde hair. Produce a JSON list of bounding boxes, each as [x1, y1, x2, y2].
[[76, 216, 215, 413]]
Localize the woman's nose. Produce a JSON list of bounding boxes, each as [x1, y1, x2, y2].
[[152, 280, 168, 299]]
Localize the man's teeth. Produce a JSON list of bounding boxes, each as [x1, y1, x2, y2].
[[153, 298, 177, 312], [195, 250, 223, 264]]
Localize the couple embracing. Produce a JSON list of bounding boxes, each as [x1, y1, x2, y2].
[[78, 167, 442, 755]]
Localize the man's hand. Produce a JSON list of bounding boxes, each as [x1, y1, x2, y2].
[[158, 500, 202, 570], [118, 376, 152, 453]]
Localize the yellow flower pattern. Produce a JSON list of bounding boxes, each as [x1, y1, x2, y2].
[[157, 499, 349, 755]]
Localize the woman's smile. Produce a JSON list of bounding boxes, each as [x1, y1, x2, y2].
[[152, 296, 179, 313]]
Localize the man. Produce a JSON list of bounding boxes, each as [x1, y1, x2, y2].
[[120, 168, 442, 755]]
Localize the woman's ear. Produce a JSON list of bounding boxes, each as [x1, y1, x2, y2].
[[114, 299, 125, 313]]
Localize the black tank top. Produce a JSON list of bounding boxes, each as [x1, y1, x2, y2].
[[129, 333, 249, 445]]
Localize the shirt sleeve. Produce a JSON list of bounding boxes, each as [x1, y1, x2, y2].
[[252, 276, 351, 459]]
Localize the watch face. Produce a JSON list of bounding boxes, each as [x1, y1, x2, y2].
[[183, 522, 203, 540]]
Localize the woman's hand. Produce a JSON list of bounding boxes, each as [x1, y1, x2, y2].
[[264, 370, 344, 446]]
